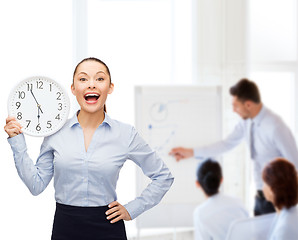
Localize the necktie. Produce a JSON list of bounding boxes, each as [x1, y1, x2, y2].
[[250, 121, 255, 159]]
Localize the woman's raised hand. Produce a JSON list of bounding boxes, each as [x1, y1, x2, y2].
[[4, 116, 22, 138]]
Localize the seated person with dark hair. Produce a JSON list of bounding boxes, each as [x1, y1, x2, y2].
[[193, 159, 248, 240], [262, 158, 298, 240]]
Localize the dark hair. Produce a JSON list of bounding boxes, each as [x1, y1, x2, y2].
[[229, 78, 261, 103], [73, 57, 112, 112], [262, 158, 298, 209], [197, 159, 222, 196]]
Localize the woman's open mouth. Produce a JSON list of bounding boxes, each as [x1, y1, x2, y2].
[[84, 93, 100, 104]]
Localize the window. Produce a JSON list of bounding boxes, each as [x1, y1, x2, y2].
[[249, 0, 297, 62], [248, 0, 297, 135], [247, 0, 298, 210]]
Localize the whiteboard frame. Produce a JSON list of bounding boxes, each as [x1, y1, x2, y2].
[[134, 85, 223, 229]]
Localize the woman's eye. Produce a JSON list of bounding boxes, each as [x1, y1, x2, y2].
[[80, 78, 87, 81], [97, 78, 104, 81]]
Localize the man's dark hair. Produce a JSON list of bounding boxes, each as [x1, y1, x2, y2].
[[229, 78, 261, 103], [197, 159, 222, 196]]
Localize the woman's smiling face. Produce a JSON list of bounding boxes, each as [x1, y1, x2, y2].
[[71, 60, 114, 114]]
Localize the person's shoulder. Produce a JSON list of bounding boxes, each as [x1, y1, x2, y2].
[[262, 106, 284, 125], [110, 118, 133, 128], [281, 207, 298, 222], [274, 208, 298, 238], [220, 194, 240, 202], [194, 203, 209, 221], [194, 198, 223, 224], [194, 204, 203, 214], [254, 107, 285, 134], [217, 194, 248, 218], [219, 194, 245, 208], [57, 117, 73, 132], [107, 116, 134, 131], [106, 115, 136, 138], [194, 198, 216, 215]]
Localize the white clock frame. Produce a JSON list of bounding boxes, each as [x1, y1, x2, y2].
[[7, 76, 70, 137]]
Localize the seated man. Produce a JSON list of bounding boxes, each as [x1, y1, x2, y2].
[[194, 159, 248, 240]]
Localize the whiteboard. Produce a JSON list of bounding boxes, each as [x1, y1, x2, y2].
[[135, 85, 222, 228]]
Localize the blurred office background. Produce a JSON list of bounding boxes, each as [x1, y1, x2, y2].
[[0, 0, 297, 239]]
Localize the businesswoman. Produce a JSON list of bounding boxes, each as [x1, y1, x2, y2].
[[4, 57, 174, 240], [262, 158, 298, 240], [193, 159, 248, 240]]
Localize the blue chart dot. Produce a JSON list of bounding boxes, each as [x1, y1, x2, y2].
[[148, 124, 152, 130]]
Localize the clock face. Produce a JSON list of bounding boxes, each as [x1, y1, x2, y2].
[[8, 76, 70, 137]]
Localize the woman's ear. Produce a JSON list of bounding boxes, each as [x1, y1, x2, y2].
[[108, 83, 114, 94], [71, 84, 75, 96], [195, 180, 200, 188]]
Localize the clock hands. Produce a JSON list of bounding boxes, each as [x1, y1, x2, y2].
[[30, 89, 43, 125], [37, 106, 40, 124], [30, 89, 44, 114]]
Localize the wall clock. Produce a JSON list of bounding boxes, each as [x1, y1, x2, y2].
[[8, 76, 70, 137]]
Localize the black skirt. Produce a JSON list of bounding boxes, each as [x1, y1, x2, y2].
[[51, 202, 127, 240]]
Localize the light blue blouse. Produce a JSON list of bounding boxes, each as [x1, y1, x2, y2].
[[268, 206, 298, 240], [7, 112, 174, 220]]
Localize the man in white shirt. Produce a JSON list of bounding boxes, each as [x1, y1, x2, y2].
[[170, 78, 298, 216], [194, 159, 248, 240]]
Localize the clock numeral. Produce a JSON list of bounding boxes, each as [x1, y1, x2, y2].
[[47, 121, 52, 129], [49, 83, 52, 92], [55, 114, 60, 120], [58, 103, 63, 111], [56, 92, 62, 100], [36, 81, 43, 89], [18, 91, 25, 99], [17, 112, 22, 120], [27, 83, 33, 91], [16, 102, 21, 109], [36, 123, 41, 131], [26, 120, 31, 128]]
